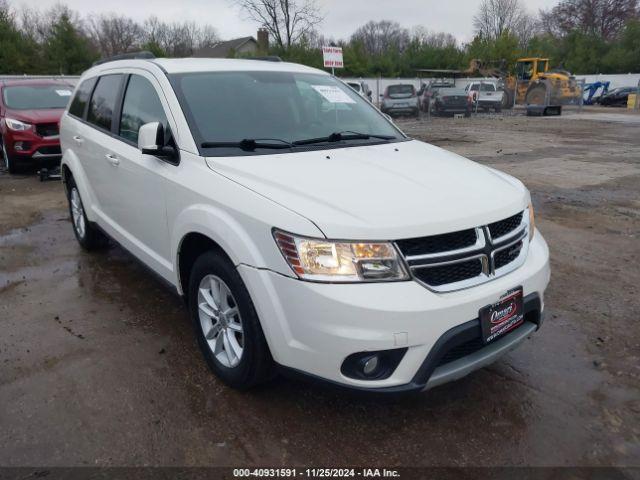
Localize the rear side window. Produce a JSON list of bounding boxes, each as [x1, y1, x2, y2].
[[68, 78, 96, 118], [87, 75, 123, 131], [119, 75, 168, 143], [388, 85, 415, 97]]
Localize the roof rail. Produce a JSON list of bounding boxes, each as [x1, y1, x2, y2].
[[248, 56, 283, 62], [93, 51, 155, 66]]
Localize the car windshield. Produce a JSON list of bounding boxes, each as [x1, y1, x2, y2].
[[480, 83, 496, 92], [2, 85, 73, 110], [171, 71, 404, 156]]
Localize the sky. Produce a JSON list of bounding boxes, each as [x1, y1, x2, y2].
[[15, 0, 561, 44]]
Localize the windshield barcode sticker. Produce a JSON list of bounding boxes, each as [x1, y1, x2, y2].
[[312, 85, 356, 104]]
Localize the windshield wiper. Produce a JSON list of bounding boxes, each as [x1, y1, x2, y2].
[[293, 131, 396, 146], [201, 138, 293, 151]]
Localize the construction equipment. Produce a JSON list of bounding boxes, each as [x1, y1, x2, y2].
[[503, 58, 581, 111], [582, 81, 610, 105], [417, 57, 582, 113]]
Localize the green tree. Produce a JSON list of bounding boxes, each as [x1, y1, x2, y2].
[[0, 1, 39, 73], [140, 40, 167, 58], [466, 31, 521, 71], [44, 11, 97, 74]]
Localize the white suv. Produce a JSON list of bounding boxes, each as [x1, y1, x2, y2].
[[60, 56, 550, 392]]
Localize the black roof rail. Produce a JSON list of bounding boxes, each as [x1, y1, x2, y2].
[[93, 51, 155, 66], [248, 56, 282, 62]]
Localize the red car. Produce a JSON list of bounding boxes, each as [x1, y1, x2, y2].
[[1, 79, 75, 173]]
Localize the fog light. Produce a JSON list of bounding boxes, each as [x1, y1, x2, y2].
[[14, 142, 24, 151], [341, 348, 407, 381], [362, 355, 379, 376]]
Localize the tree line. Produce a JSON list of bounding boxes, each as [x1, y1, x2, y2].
[[0, 0, 639, 76]]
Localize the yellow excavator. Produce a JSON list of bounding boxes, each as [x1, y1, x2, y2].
[[503, 57, 581, 110], [417, 57, 582, 113]]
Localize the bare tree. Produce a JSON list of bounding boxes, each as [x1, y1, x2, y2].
[[88, 13, 143, 57], [411, 26, 458, 49], [351, 21, 410, 56], [540, 0, 638, 40], [513, 13, 540, 49], [233, 0, 323, 50], [473, 0, 526, 40], [18, 3, 88, 43], [141, 18, 219, 56]]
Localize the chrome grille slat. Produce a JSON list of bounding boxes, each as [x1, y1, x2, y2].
[[395, 209, 530, 292]]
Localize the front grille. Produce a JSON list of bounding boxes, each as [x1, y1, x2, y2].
[[36, 145, 62, 155], [396, 210, 528, 292], [489, 212, 523, 239], [494, 241, 523, 270], [36, 123, 59, 137], [437, 336, 484, 366], [413, 258, 483, 287], [396, 228, 477, 256], [435, 324, 524, 368]]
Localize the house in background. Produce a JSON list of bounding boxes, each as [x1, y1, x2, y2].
[[193, 29, 269, 58]]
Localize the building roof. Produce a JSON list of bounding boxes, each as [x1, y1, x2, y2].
[[192, 36, 257, 58]]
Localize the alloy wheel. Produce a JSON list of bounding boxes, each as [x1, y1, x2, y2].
[[70, 188, 86, 239], [1, 137, 9, 171], [197, 274, 244, 368]]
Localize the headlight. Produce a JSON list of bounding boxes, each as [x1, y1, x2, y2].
[[5, 118, 32, 132], [528, 203, 535, 241], [273, 229, 409, 282]]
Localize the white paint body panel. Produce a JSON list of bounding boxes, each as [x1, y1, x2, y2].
[[60, 58, 550, 390]]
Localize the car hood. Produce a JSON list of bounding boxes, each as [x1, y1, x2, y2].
[[4, 108, 64, 124], [205, 140, 529, 240]]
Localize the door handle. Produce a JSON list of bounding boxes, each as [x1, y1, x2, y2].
[[105, 153, 120, 166], [72, 135, 83, 144]]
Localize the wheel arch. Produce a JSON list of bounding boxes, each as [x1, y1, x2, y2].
[[172, 204, 285, 296], [60, 150, 97, 222]]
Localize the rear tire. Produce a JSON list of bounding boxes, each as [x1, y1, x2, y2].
[[66, 177, 108, 251], [189, 251, 274, 390], [502, 90, 514, 109]]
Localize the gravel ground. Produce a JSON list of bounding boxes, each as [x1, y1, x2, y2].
[[0, 109, 639, 469]]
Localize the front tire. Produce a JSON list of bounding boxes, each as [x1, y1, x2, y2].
[[67, 178, 108, 250], [2, 136, 18, 174], [189, 251, 274, 389]]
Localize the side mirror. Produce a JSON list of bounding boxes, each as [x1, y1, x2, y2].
[[138, 122, 163, 155]]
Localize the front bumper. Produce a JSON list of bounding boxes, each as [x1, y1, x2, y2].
[[3, 130, 62, 162], [382, 103, 419, 113], [239, 232, 550, 392]]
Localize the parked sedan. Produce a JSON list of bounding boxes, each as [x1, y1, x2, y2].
[[430, 88, 472, 117], [599, 87, 636, 106], [380, 84, 419, 116], [1, 79, 74, 173]]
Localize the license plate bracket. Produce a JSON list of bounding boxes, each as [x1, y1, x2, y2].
[[480, 287, 524, 344]]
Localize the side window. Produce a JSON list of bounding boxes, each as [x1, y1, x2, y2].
[[68, 78, 97, 118], [87, 74, 123, 131], [119, 75, 168, 144]]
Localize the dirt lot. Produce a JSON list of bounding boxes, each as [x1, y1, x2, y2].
[[1, 109, 639, 469]]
